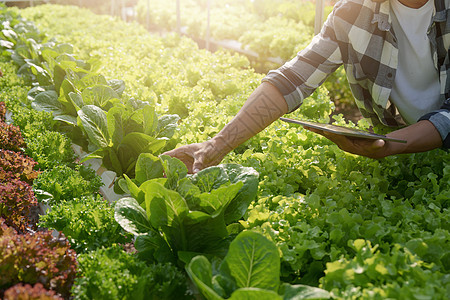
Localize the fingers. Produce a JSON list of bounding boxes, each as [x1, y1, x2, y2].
[[306, 127, 387, 158], [371, 139, 385, 150], [192, 154, 203, 174], [162, 145, 197, 173]]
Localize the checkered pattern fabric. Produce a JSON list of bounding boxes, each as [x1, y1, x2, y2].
[[263, 0, 450, 148]]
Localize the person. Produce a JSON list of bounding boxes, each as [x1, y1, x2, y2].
[[164, 0, 450, 174]]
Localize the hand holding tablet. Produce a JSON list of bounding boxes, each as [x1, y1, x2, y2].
[[279, 117, 407, 143]]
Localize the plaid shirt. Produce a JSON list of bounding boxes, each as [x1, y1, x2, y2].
[[263, 0, 450, 148]]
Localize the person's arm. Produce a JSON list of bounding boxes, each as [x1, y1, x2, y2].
[[307, 119, 443, 159], [163, 82, 288, 173]]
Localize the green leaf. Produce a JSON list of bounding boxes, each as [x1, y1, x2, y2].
[[222, 164, 259, 224], [182, 213, 229, 254], [61, 78, 76, 102], [53, 64, 66, 93], [107, 106, 125, 146], [123, 174, 144, 203], [78, 105, 111, 148], [144, 138, 167, 155], [221, 231, 280, 291], [143, 181, 189, 228], [32, 90, 65, 115], [279, 283, 330, 300], [197, 182, 243, 217], [79, 148, 105, 163], [183, 211, 211, 225], [80, 73, 108, 87], [135, 153, 164, 185], [56, 43, 74, 54], [135, 232, 176, 264], [82, 84, 119, 107], [114, 197, 152, 236], [121, 132, 157, 155], [191, 166, 229, 193], [156, 114, 180, 138], [186, 256, 224, 300], [160, 155, 188, 189], [1, 29, 17, 42], [68, 92, 84, 111], [53, 114, 77, 125], [105, 147, 123, 176], [108, 79, 126, 96], [229, 288, 282, 300], [176, 177, 201, 206], [27, 61, 52, 85], [190, 164, 259, 224], [142, 104, 158, 135]]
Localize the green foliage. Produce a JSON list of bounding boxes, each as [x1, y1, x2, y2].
[[186, 230, 330, 300], [32, 164, 103, 205], [24, 130, 75, 170], [240, 147, 450, 296], [6, 4, 450, 299], [115, 155, 259, 264], [79, 101, 179, 181], [321, 239, 449, 299], [38, 195, 132, 253], [11, 106, 56, 137], [72, 245, 192, 300], [0, 218, 77, 298], [238, 16, 313, 61]]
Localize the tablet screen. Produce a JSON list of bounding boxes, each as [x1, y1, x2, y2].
[[280, 117, 407, 143]]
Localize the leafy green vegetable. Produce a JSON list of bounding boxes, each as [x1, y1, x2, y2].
[[115, 156, 259, 264], [80, 102, 178, 183], [32, 164, 103, 205], [38, 195, 132, 253], [72, 245, 193, 300], [186, 231, 330, 300]]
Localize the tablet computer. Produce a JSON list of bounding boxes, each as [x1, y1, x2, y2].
[[280, 117, 407, 143]]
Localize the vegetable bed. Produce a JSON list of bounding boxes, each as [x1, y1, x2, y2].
[[0, 3, 448, 300]]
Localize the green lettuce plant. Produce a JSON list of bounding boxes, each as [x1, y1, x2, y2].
[[186, 230, 330, 300], [114, 154, 259, 264], [32, 164, 102, 205], [72, 245, 193, 300], [38, 195, 131, 253], [78, 102, 179, 186]]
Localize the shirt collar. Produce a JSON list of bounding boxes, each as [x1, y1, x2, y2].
[[371, 0, 445, 30], [371, 0, 392, 31], [432, 0, 446, 22]]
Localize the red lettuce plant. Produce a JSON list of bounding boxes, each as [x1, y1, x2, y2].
[[0, 175, 37, 231], [0, 101, 26, 151], [0, 149, 39, 183], [0, 102, 6, 122], [0, 121, 26, 152], [3, 283, 63, 300], [0, 218, 77, 298]]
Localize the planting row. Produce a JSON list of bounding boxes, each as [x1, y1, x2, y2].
[[0, 4, 330, 299], [1, 3, 449, 299]]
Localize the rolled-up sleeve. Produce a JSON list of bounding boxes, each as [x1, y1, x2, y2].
[[419, 98, 450, 149], [262, 2, 345, 113]]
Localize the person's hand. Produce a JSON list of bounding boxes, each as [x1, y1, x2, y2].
[[305, 127, 389, 159], [162, 139, 230, 173]]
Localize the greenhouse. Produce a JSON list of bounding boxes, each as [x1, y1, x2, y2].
[[0, 0, 448, 299]]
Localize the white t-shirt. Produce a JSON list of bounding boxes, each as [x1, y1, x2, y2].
[[390, 0, 442, 124]]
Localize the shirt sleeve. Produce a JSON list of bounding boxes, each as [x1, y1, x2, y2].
[[262, 1, 346, 113], [418, 98, 450, 149]]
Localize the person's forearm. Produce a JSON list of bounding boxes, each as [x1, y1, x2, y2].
[[385, 120, 443, 156], [211, 82, 289, 153]]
